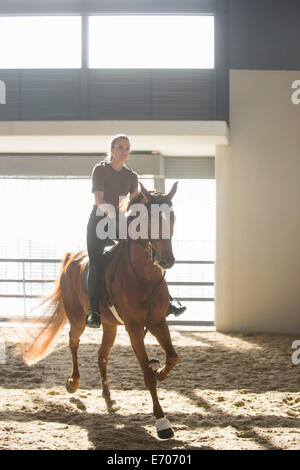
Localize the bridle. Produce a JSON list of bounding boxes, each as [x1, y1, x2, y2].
[[126, 195, 174, 269]]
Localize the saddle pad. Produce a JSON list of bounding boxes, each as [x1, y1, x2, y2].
[[81, 262, 89, 295]]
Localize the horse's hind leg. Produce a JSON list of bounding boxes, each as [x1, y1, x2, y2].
[[150, 320, 178, 382], [66, 318, 86, 393], [98, 322, 118, 411], [61, 284, 86, 393]]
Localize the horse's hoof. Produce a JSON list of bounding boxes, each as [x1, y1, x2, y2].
[[157, 427, 174, 439], [107, 400, 120, 413], [66, 380, 77, 394], [156, 417, 174, 440]]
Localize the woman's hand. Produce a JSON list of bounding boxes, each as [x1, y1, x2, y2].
[[98, 203, 115, 219]]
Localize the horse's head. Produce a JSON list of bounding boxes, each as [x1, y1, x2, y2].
[[126, 181, 178, 269]]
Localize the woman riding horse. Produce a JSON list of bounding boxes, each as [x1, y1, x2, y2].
[[20, 158, 182, 438], [86, 134, 186, 328]]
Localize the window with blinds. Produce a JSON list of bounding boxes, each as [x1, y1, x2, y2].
[[0, 16, 81, 69], [89, 16, 214, 69]]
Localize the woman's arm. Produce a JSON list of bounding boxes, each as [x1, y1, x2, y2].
[[94, 190, 115, 218], [94, 190, 105, 206]]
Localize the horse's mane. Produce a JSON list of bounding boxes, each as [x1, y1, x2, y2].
[[128, 192, 145, 208], [127, 190, 165, 210]]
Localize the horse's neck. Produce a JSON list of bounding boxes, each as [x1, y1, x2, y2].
[[126, 241, 161, 280]]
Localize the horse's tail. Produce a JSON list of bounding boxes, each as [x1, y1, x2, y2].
[[20, 252, 73, 366]]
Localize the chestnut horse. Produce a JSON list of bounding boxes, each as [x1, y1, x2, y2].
[[20, 182, 179, 439]]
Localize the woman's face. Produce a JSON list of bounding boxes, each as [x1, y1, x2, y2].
[[111, 138, 130, 163]]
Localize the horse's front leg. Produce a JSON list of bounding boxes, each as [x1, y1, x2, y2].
[[150, 320, 178, 381], [98, 322, 119, 412], [125, 321, 174, 439]]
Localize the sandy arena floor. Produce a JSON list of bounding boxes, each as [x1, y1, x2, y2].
[[0, 327, 299, 450]]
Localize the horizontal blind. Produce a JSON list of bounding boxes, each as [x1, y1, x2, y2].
[[165, 157, 214, 179]]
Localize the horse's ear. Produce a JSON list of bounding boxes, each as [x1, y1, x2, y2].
[[166, 181, 178, 201], [139, 181, 152, 202]]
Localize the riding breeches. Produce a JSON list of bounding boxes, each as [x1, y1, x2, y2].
[[86, 205, 108, 310], [87, 205, 107, 269]]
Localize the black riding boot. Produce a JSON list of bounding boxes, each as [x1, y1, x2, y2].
[[86, 265, 101, 328]]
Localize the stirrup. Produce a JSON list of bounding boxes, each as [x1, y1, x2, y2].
[[166, 304, 186, 318]]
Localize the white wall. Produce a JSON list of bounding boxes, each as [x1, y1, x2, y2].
[[0, 120, 228, 155], [215, 70, 300, 333]]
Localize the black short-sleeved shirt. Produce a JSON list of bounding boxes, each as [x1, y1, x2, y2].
[[91, 161, 138, 208]]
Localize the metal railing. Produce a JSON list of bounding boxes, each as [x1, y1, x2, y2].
[[0, 258, 215, 327]]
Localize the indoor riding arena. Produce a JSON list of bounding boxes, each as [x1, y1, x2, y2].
[[0, 0, 300, 454]]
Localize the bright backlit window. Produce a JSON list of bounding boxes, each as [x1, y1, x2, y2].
[[0, 16, 81, 68], [165, 179, 216, 325], [0, 176, 215, 326], [89, 16, 214, 69]]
